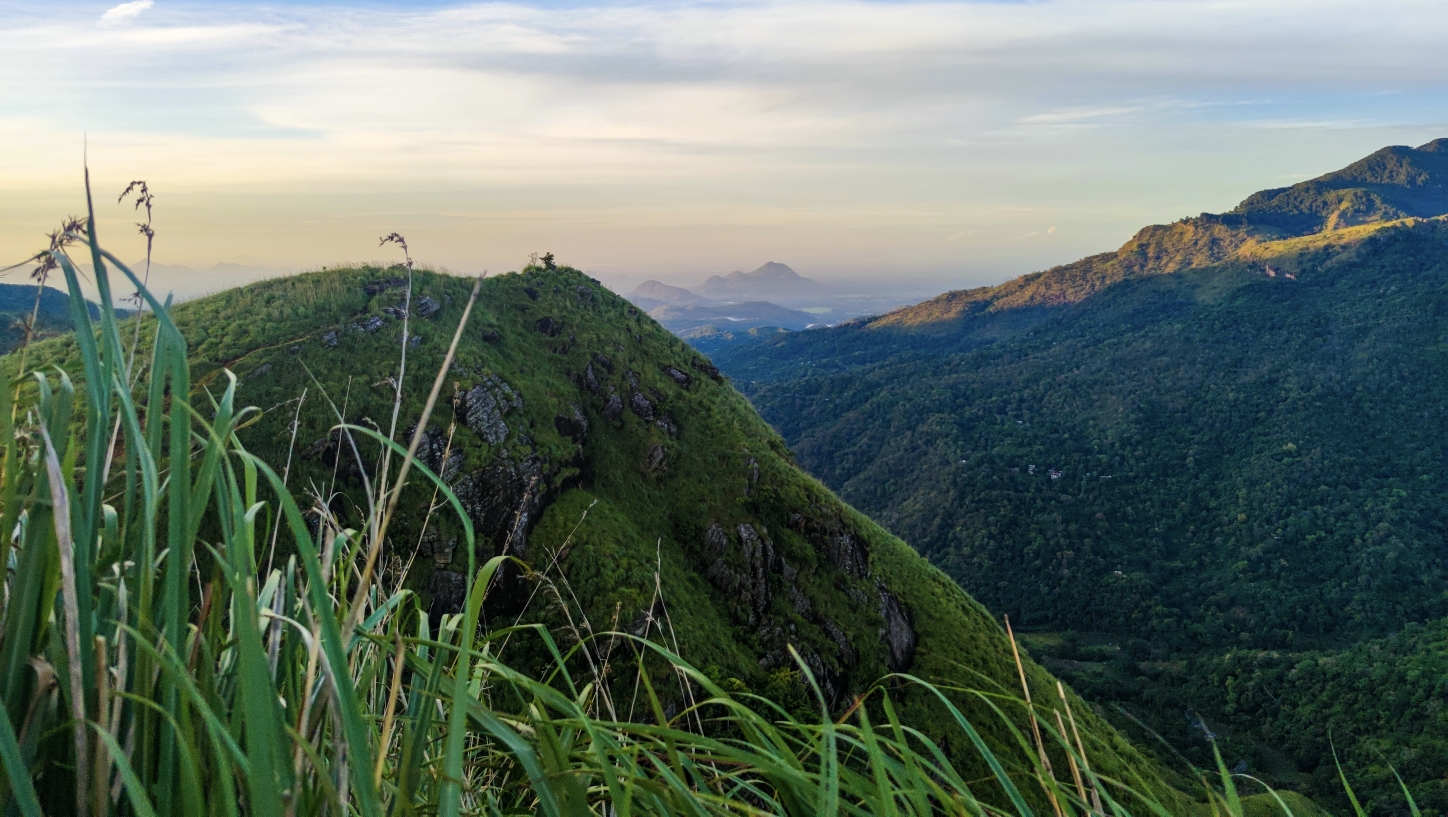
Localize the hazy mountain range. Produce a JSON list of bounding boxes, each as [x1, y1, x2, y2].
[[624, 261, 929, 345]]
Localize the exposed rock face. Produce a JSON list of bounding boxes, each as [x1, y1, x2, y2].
[[480, 329, 502, 344], [691, 359, 722, 381], [554, 404, 589, 444], [629, 392, 655, 420], [662, 366, 692, 388], [643, 443, 668, 475], [822, 620, 858, 669], [876, 586, 917, 673], [582, 363, 601, 395], [629, 598, 665, 637], [427, 570, 466, 622], [535, 316, 561, 336], [744, 457, 759, 496], [452, 455, 544, 559], [353, 316, 385, 333], [415, 295, 441, 319], [602, 391, 623, 421], [249, 363, 272, 379], [523, 286, 539, 301], [702, 523, 776, 627], [464, 375, 523, 445], [592, 353, 614, 373], [789, 512, 870, 579], [654, 414, 678, 437], [414, 425, 464, 481], [828, 533, 868, 579], [322, 330, 338, 348]]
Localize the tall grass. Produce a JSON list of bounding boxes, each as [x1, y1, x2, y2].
[[0, 178, 1338, 816]]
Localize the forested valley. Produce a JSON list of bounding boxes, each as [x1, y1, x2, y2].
[[713, 140, 1448, 812]]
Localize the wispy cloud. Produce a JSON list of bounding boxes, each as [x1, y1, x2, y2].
[[98, 0, 154, 26], [1020, 107, 1143, 126]]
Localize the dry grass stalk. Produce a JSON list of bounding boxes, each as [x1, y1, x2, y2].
[[1005, 614, 1064, 817]]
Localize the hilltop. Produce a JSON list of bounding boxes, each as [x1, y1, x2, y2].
[[710, 140, 1448, 810], [8, 262, 1184, 807]]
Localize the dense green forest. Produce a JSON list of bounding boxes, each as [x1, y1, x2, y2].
[[712, 140, 1448, 812]]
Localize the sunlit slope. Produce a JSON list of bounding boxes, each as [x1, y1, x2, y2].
[[7, 263, 1182, 801], [711, 139, 1448, 386]]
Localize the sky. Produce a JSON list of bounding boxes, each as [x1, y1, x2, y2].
[[2, 0, 1447, 299]]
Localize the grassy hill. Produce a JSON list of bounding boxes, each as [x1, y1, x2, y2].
[[710, 141, 1448, 811], [6, 261, 1201, 811]]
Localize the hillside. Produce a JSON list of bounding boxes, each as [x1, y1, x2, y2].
[[8, 262, 1186, 809], [0, 281, 101, 351], [710, 141, 1448, 811]]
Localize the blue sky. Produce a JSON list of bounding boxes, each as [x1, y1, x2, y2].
[[3, 0, 1446, 296]]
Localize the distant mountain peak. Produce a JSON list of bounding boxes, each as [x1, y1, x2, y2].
[[746, 261, 804, 279], [697, 262, 822, 303]]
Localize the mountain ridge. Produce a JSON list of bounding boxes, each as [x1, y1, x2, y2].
[[861, 138, 1448, 334], [708, 139, 1448, 810]]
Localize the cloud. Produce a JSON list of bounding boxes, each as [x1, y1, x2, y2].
[[99, 0, 154, 26], [1020, 107, 1143, 126], [3, 0, 1448, 278]]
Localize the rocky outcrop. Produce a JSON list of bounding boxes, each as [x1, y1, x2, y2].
[[364, 276, 407, 295], [788, 512, 870, 579], [554, 404, 589, 444], [582, 363, 601, 395], [463, 375, 523, 445], [452, 454, 544, 560], [415, 295, 441, 319], [322, 330, 338, 348], [702, 523, 776, 627], [643, 443, 668, 475], [535, 316, 561, 336], [691, 358, 722, 381], [875, 585, 917, 673], [662, 366, 692, 388], [822, 620, 858, 670], [629, 392, 654, 420], [427, 570, 466, 621], [602, 390, 623, 421], [413, 425, 464, 481]]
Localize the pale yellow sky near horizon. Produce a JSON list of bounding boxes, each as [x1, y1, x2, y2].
[[4, 0, 1447, 300]]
